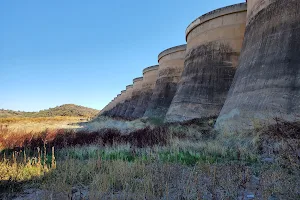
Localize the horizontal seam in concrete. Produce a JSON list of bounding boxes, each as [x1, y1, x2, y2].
[[133, 77, 143, 82], [187, 22, 246, 43], [186, 9, 247, 42], [187, 38, 245, 53], [158, 45, 187, 62], [158, 49, 186, 63], [143, 66, 159, 74], [171, 100, 224, 106], [157, 76, 181, 80]]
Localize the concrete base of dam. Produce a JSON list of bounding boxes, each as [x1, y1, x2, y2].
[[131, 91, 153, 119], [118, 101, 130, 118], [144, 78, 179, 120], [165, 42, 237, 123], [165, 3, 246, 123], [114, 103, 124, 118], [124, 96, 140, 119], [144, 45, 186, 120], [215, 0, 300, 132], [132, 65, 159, 119]]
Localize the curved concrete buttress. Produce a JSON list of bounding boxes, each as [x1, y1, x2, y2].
[[165, 3, 247, 123], [106, 97, 117, 114], [112, 90, 127, 117], [132, 65, 159, 118], [118, 84, 133, 118], [102, 103, 111, 116], [114, 89, 127, 117], [102, 98, 115, 115], [216, 0, 300, 132], [100, 103, 110, 115], [99, 106, 105, 115], [143, 45, 187, 120], [105, 97, 116, 116], [108, 94, 121, 117], [124, 77, 144, 119]]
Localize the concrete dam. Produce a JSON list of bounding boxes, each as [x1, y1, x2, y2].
[[124, 77, 143, 119], [215, 0, 300, 132], [117, 85, 133, 118], [100, 97, 115, 116], [112, 85, 133, 118], [131, 65, 159, 118], [115, 87, 132, 118], [109, 96, 118, 116], [144, 45, 186, 120], [100, 0, 300, 132], [165, 3, 247, 122], [110, 91, 125, 117]]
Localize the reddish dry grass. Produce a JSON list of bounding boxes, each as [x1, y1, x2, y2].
[[1, 125, 171, 151]]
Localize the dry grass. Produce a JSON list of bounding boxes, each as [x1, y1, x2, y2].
[[0, 117, 299, 199], [0, 117, 84, 150], [0, 116, 86, 124], [2, 149, 298, 199], [0, 147, 56, 182]]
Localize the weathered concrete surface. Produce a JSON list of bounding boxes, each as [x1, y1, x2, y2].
[[112, 90, 127, 117], [144, 45, 186, 120], [113, 103, 124, 117], [132, 65, 159, 118], [124, 77, 144, 119], [100, 104, 109, 115], [165, 3, 247, 123], [101, 97, 116, 116], [118, 85, 133, 118], [109, 91, 125, 117], [215, 0, 300, 132], [104, 96, 119, 117], [108, 97, 118, 116]]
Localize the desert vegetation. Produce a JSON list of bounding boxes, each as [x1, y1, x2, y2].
[[0, 117, 299, 199]]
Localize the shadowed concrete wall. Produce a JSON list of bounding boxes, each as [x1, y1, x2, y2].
[[113, 90, 127, 117], [102, 99, 114, 116], [99, 105, 106, 115], [215, 0, 300, 132], [108, 97, 117, 113], [108, 94, 121, 117], [101, 97, 116, 115], [101, 103, 111, 115], [165, 3, 247, 123], [132, 65, 159, 118], [144, 45, 186, 120], [114, 90, 127, 117], [124, 77, 144, 119], [117, 85, 133, 118], [106, 97, 118, 116]]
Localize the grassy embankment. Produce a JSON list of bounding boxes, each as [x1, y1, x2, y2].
[[0, 117, 299, 199]]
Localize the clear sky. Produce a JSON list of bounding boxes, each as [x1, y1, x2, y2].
[[0, 0, 243, 111]]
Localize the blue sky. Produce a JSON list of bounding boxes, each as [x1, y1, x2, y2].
[[0, 0, 243, 111]]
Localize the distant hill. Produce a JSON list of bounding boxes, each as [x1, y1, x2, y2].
[[0, 104, 99, 118]]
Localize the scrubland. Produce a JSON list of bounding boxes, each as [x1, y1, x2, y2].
[[0, 117, 299, 199]]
